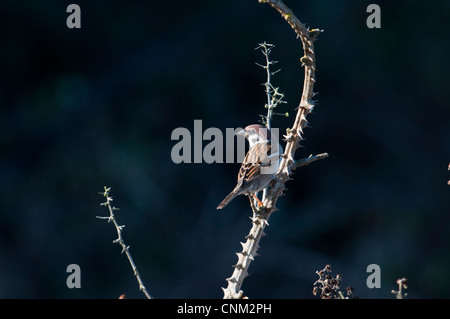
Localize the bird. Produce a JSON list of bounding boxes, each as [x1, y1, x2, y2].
[[217, 124, 281, 210]]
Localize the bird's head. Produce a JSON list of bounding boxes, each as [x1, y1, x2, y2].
[[237, 124, 271, 148]]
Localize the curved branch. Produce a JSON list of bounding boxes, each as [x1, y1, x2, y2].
[[222, 0, 324, 299]]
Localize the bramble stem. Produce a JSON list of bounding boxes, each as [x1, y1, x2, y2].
[[98, 186, 152, 299], [222, 0, 326, 299]]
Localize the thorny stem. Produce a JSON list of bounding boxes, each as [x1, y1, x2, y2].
[[255, 41, 286, 206], [255, 41, 286, 131], [223, 0, 326, 299], [98, 186, 152, 299], [295, 153, 329, 169], [262, 42, 274, 131]]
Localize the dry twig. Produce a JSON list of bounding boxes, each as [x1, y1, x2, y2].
[[312, 265, 356, 299], [391, 277, 408, 299], [98, 186, 152, 299]]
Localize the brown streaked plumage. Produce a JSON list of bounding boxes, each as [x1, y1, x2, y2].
[[217, 124, 280, 210]]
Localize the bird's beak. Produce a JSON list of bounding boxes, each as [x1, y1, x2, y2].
[[236, 129, 246, 137]]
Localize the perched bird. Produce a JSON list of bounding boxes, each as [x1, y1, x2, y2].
[[217, 124, 281, 210]]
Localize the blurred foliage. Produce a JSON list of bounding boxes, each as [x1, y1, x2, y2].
[[0, 0, 449, 298]]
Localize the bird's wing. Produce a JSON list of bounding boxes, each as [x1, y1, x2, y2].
[[236, 141, 273, 188]]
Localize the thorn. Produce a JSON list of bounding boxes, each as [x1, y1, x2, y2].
[[121, 245, 129, 254], [232, 263, 243, 270], [245, 234, 255, 240], [309, 28, 324, 40], [226, 277, 237, 283], [300, 56, 313, 65], [251, 217, 261, 225]]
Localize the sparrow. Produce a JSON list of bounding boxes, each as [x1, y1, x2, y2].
[[217, 124, 281, 210]]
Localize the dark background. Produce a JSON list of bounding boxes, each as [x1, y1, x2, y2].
[[0, 0, 449, 298]]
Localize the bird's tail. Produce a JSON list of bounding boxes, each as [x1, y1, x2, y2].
[[217, 191, 238, 210]]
